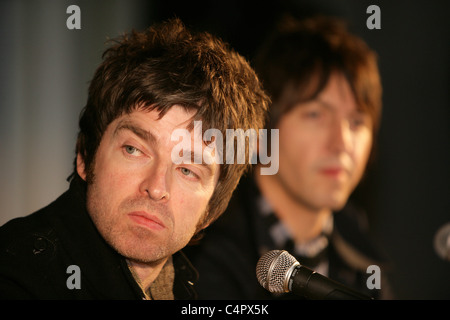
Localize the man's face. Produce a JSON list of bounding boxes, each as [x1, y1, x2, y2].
[[77, 105, 220, 264], [275, 72, 373, 212]]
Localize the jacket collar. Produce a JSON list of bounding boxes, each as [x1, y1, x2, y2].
[[173, 250, 199, 299]]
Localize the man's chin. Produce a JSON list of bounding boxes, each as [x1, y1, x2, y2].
[[103, 229, 170, 263], [325, 195, 349, 212], [116, 241, 169, 264], [330, 203, 347, 212]]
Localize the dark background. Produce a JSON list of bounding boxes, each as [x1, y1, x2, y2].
[[1, 0, 449, 299]]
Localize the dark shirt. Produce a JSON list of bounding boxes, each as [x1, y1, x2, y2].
[[0, 179, 198, 299], [185, 175, 391, 300]]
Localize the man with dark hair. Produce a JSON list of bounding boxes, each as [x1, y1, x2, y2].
[[186, 16, 391, 299], [0, 18, 269, 299]]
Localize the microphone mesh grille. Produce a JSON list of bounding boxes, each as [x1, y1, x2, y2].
[[256, 250, 282, 290], [434, 223, 450, 261], [256, 250, 299, 293]]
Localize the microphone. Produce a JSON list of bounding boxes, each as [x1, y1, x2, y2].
[[256, 250, 372, 300], [434, 222, 450, 262]]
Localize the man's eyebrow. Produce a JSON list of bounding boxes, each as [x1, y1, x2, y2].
[[113, 120, 157, 145], [315, 98, 335, 111], [316, 97, 367, 115]]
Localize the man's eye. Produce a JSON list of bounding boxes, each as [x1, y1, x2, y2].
[[351, 119, 364, 127], [179, 167, 199, 180], [124, 145, 140, 155], [302, 110, 322, 119], [180, 167, 192, 176], [307, 111, 320, 118], [350, 115, 369, 129]]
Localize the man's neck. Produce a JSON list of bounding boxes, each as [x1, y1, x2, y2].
[[255, 167, 332, 245], [127, 257, 168, 293]]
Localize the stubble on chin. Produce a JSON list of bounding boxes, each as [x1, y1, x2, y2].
[[86, 187, 182, 264]]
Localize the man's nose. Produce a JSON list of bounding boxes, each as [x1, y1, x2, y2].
[[139, 163, 170, 201], [328, 119, 352, 154]]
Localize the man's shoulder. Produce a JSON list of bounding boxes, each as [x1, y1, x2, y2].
[[0, 189, 79, 298], [0, 205, 57, 255], [333, 201, 387, 266], [0, 216, 51, 297], [0, 182, 87, 252], [0, 188, 73, 252]]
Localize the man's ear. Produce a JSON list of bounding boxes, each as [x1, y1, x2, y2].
[[76, 153, 87, 181]]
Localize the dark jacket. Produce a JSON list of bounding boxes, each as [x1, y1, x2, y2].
[[0, 180, 198, 299], [185, 175, 391, 300]]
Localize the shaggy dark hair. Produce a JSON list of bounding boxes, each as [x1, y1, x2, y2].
[[254, 15, 382, 135]]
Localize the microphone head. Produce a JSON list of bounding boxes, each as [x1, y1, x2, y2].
[[256, 250, 299, 293], [434, 222, 450, 261]]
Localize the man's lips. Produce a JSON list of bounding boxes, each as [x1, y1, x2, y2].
[[319, 167, 347, 177], [128, 211, 166, 231]]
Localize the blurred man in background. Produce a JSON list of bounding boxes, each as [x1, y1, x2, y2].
[[186, 15, 392, 299]]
